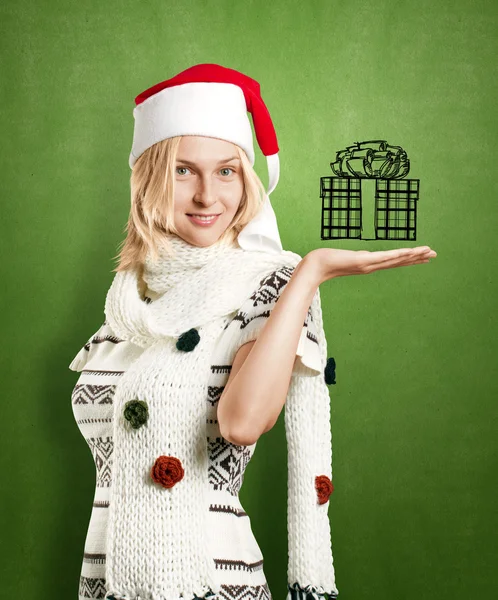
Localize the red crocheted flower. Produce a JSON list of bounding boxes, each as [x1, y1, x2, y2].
[[151, 456, 184, 489], [315, 475, 334, 505]]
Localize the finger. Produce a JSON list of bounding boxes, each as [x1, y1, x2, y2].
[[362, 247, 435, 274], [368, 247, 426, 266], [368, 255, 432, 272], [364, 249, 433, 270]]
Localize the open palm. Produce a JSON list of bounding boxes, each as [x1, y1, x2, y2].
[[309, 246, 437, 284]]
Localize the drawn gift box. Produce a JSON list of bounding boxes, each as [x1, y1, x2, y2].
[[320, 140, 420, 241]]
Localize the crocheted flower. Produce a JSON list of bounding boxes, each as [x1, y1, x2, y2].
[[123, 400, 149, 429], [176, 327, 200, 352], [315, 475, 334, 505], [324, 356, 336, 385], [151, 455, 184, 489]]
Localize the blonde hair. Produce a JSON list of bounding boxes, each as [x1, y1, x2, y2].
[[112, 136, 267, 275]]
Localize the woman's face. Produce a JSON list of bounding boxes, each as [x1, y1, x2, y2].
[[172, 135, 244, 247]]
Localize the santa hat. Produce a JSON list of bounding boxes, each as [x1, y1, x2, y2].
[[129, 63, 284, 254]]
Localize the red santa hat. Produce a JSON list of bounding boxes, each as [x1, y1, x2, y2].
[[129, 63, 284, 253]]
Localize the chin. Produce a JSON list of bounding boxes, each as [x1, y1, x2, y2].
[[181, 231, 222, 247]]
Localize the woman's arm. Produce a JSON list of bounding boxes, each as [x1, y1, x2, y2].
[[217, 254, 322, 446], [217, 245, 437, 446]]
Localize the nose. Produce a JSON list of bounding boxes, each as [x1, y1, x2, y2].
[[193, 177, 217, 208]]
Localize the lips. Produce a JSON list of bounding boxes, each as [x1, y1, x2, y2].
[[187, 213, 221, 226]]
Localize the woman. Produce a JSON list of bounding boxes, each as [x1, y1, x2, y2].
[[69, 64, 436, 600]]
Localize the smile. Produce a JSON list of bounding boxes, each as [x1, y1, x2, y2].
[[187, 214, 220, 226]]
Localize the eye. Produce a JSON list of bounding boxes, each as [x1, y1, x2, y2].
[[176, 167, 190, 175], [220, 167, 235, 176]]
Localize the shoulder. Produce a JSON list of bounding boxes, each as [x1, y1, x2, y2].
[[248, 264, 296, 302], [68, 320, 126, 372], [234, 264, 296, 324], [216, 264, 325, 376]]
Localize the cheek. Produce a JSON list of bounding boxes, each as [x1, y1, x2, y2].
[[225, 180, 244, 207], [224, 197, 242, 216], [173, 185, 191, 208]]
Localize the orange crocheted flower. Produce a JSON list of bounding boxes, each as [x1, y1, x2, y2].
[[151, 455, 184, 489], [315, 475, 334, 505]]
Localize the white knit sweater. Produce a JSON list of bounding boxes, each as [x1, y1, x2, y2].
[[69, 235, 338, 600]]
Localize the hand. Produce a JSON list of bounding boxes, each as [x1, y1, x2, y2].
[[305, 246, 437, 285]]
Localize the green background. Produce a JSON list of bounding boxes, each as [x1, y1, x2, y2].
[[1, 0, 496, 598]]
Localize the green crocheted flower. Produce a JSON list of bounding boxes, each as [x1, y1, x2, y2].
[[176, 327, 200, 352], [123, 399, 149, 429]]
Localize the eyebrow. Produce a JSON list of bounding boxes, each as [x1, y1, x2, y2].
[[176, 156, 240, 166]]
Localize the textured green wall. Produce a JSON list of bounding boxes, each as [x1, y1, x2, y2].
[[1, 0, 496, 598]]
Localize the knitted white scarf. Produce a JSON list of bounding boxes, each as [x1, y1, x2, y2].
[[142, 233, 239, 294], [103, 233, 338, 600]]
